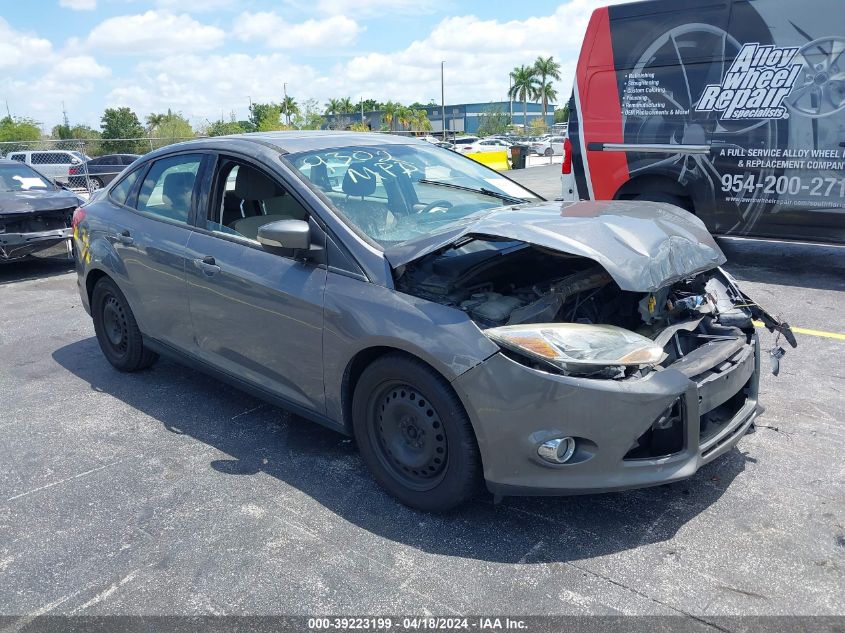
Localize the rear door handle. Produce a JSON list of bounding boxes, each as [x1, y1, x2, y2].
[[114, 229, 134, 245], [193, 255, 221, 276]]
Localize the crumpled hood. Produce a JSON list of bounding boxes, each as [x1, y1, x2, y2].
[[0, 190, 80, 215], [385, 200, 726, 293]]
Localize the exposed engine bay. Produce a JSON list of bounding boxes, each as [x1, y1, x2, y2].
[[395, 237, 794, 379]]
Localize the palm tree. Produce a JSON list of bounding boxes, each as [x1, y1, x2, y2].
[[508, 65, 540, 131], [145, 111, 168, 135], [539, 83, 558, 124], [413, 109, 432, 133], [382, 101, 400, 131], [397, 106, 414, 131], [533, 56, 562, 120], [338, 97, 354, 114], [324, 98, 341, 116], [281, 96, 299, 125]]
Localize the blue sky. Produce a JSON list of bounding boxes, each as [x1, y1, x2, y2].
[[0, 0, 630, 131]]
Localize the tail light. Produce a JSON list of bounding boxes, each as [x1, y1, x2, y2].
[[69, 165, 80, 175], [562, 138, 572, 174], [71, 207, 86, 229]]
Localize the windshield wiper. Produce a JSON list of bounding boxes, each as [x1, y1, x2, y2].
[[416, 178, 526, 205]]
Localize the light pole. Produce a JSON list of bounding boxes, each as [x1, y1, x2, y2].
[[441, 61, 446, 140]]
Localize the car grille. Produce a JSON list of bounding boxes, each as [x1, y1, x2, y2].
[[0, 208, 74, 234]]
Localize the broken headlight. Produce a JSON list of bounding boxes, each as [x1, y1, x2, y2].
[[484, 323, 667, 375]]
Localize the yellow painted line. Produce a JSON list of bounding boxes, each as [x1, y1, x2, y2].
[[752, 320, 845, 341]]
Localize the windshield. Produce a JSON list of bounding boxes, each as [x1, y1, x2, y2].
[[0, 163, 53, 192], [286, 142, 540, 246]]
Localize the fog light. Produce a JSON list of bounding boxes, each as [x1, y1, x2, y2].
[[538, 437, 576, 464]]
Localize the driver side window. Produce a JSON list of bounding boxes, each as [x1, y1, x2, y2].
[[206, 160, 308, 243]]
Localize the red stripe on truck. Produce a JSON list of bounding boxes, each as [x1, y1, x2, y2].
[[576, 7, 629, 200]]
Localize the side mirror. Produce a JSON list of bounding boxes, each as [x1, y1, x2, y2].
[[257, 219, 311, 252]]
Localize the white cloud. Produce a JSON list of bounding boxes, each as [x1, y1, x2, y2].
[[105, 53, 321, 122], [0, 56, 110, 126], [313, 0, 441, 17], [233, 12, 362, 49], [60, 0, 96, 10], [337, 0, 635, 105], [155, 0, 236, 12], [86, 11, 225, 55], [0, 18, 53, 70]]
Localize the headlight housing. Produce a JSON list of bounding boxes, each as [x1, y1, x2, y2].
[[484, 323, 666, 376]]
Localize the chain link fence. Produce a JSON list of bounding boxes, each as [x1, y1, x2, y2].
[[0, 137, 195, 197]]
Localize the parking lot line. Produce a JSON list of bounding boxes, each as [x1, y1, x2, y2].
[[753, 320, 845, 341]]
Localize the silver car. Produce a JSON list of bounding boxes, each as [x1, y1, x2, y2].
[[6, 150, 89, 184], [74, 132, 795, 511]]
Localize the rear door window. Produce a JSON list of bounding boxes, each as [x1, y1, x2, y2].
[[135, 154, 202, 224]]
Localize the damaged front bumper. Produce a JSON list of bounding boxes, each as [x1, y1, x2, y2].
[[0, 227, 73, 261], [454, 333, 761, 496]]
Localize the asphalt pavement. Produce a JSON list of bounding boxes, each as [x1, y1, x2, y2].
[[0, 212, 843, 619]]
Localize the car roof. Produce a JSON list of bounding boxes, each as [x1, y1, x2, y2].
[[169, 131, 431, 156]]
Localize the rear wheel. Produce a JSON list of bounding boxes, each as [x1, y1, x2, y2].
[[91, 277, 158, 372], [544, 147, 553, 157], [634, 192, 692, 213], [352, 354, 481, 512]]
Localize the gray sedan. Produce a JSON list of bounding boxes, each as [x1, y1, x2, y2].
[[73, 132, 795, 511]]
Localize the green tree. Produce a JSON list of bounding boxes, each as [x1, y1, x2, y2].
[[412, 109, 432, 133], [397, 106, 414, 131], [249, 102, 283, 130], [508, 65, 540, 132], [100, 107, 145, 153], [292, 98, 325, 130], [476, 105, 511, 137], [533, 56, 562, 121], [206, 119, 246, 136], [281, 96, 299, 125], [381, 101, 400, 131], [361, 99, 379, 112], [324, 98, 341, 116], [0, 116, 41, 143], [554, 105, 570, 124], [338, 97, 354, 114], [146, 110, 194, 149]]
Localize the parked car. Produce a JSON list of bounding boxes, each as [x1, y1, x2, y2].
[[450, 136, 480, 153], [563, 0, 845, 243], [5, 150, 89, 184], [531, 136, 566, 156], [74, 132, 794, 511], [68, 154, 140, 190], [433, 141, 456, 151], [458, 138, 512, 157], [0, 159, 80, 261]]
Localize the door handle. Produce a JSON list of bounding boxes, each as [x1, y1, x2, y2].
[[114, 229, 134, 245], [193, 255, 221, 275]]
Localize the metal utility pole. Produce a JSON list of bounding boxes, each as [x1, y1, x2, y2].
[[441, 61, 446, 140]]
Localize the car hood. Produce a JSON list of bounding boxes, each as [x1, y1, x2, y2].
[[384, 200, 727, 293], [0, 190, 80, 215]]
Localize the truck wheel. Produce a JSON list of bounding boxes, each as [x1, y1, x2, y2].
[[352, 353, 481, 512], [91, 277, 158, 372], [634, 192, 693, 213]]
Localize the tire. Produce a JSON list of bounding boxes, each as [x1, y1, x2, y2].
[[89, 177, 103, 191], [634, 192, 693, 213], [352, 353, 481, 512], [91, 277, 158, 372], [543, 147, 553, 157]]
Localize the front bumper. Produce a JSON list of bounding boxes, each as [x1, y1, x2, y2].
[[0, 227, 73, 261], [453, 334, 760, 496]]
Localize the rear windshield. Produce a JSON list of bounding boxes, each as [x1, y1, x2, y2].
[[0, 163, 53, 192]]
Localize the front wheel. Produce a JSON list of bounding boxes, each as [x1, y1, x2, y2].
[[91, 277, 158, 372], [544, 147, 553, 157], [352, 354, 481, 512]]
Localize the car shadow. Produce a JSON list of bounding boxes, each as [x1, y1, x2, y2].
[[52, 337, 751, 564], [718, 237, 845, 292], [0, 254, 74, 285]]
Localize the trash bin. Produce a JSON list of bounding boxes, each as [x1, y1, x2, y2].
[[510, 144, 527, 169]]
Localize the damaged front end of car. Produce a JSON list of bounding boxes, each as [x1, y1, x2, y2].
[[0, 206, 76, 261], [388, 201, 796, 495]]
